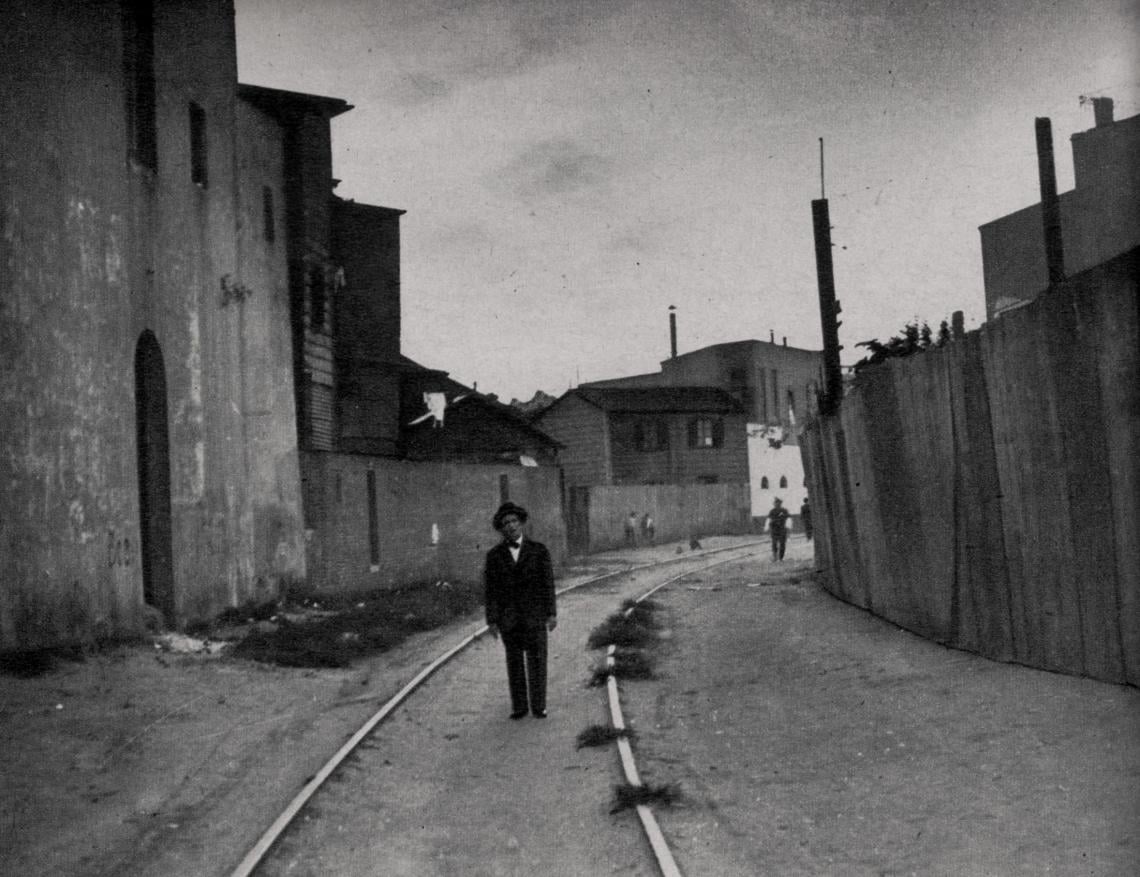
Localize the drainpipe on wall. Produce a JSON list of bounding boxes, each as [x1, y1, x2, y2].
[[669, 305, 677, 358]]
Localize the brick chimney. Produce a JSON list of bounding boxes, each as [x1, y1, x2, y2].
[[1091, 96, 1114, 128]]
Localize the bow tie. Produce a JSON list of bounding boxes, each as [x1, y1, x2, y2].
[[506, 541, 520, 550]]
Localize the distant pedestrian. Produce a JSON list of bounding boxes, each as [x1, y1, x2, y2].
[[641, 512, 655, 545], [800, 497, 813, 541], [484, 502, 557, 719], [765, 497, 790, 561], [625, 511, 640, 547]]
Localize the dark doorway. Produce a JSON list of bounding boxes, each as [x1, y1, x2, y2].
[[135, 331, 175, 625]]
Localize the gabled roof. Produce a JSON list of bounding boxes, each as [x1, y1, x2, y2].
[[566, 386, 745, 414], [400, 357, 562, 448]]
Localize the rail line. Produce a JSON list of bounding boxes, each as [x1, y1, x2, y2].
[[603, 552, 761, 877], [229, 541, 764, 877]]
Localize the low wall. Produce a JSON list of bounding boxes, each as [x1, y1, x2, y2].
[[585, 483, 751, 552], [802, 248, 1139, 685], [302, 454, 567, 593]]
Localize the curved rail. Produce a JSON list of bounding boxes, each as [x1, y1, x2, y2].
[[230, 541, 764, 877], [603, 552, 757, 877]]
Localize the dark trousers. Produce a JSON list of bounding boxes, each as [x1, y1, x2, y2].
[[502, 625, 548, 713], [771, 530, 787, 560]]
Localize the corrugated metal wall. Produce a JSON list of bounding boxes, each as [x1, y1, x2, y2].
[[802, 250, 1139, 685]]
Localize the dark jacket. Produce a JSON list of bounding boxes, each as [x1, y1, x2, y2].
[[484, 539, 556, 631]]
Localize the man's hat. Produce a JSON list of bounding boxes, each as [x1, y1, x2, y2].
[[493, 502, 529, 530]]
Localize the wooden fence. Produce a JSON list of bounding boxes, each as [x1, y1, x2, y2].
[[802, 249, 1139, 685]]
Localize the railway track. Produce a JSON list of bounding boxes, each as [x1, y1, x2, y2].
[[230, 542, 765, 877]]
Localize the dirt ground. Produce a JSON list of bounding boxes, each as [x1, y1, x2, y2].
[[621, 544, 1140, 875], [0, 538, 753, 877], [3, 535, 1137, 876]]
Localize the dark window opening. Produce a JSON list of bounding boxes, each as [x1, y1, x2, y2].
[[499, 474, 510, 503], [786, 389, 795, 420], [760, 476, 769, 489], [309, 267, 327, 329], [262, 186, 275, 242], [697, 474, 719, 484], [367, 470, 379, 567], [189, 102, 208, 186], [123, 0, 157, 170], [779, 476, 788, 488], [634, 418, 668, 452]]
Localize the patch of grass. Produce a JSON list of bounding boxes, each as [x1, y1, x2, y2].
[[587, 613, 659, 650], [0, 646, 86, 678], [610, 781, 681, 813], [588, 648, 656, 686], [619, 598, 661, 626], [576, 724, 633, 748], [217, 599, 279, 626], [229, 580, 483, 668]]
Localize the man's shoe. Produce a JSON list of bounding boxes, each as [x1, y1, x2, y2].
[[532, 709, 547, 718], [510, 710, 528, 720]]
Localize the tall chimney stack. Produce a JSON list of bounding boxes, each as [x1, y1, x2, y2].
[[669, 305, 677, 359], [1092, 96, 1114, 128], [1035, 117, 1066, 286]]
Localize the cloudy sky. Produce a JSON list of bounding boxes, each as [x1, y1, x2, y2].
[[234, 0, 1139, 402]]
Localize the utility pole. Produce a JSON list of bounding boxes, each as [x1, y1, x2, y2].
[[1035, 117, 1066, 286], [812, 138, 843, 416]]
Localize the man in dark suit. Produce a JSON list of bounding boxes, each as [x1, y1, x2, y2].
[[484, 502, 557, 719]]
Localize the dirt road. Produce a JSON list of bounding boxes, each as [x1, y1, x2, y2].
[[255, 556, 750, 876], [622, 542, 1140, 875]]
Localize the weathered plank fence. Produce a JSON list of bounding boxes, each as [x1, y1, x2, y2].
[[802, 248, 1139, 685]]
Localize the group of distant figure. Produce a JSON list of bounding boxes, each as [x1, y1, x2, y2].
[[623, 510, 655, 547]]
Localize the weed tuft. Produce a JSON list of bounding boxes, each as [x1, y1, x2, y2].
[[587, 613, 658, 650], [610, 781, 681, 812], [589, 648, 656, 686], [576, 724, 633, 748]]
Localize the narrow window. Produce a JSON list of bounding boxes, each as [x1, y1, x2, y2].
[[770, 369, 779, 421], [309, 267, 327, 329], [123, 0, 157, 170], [499, 474, 510, 503], [189, 102, 208, 186], [262, 186, 275, 242], [688, 417, 723, 449], [760, 476, 769, 489], [366, 470, 379, 568], [786, 389, 796, 420], [758, 368, 768, 421], [779, 476, 788, 488]]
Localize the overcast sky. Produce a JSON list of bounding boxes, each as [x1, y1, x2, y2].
[[234, 0, 1139, 402]]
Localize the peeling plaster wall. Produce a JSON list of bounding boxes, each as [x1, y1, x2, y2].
[[235, 100, 307, 589], [1, 2, 143, 648], [0, 0, 304, 649]]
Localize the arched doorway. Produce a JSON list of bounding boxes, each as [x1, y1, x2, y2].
[[134, 331, 175, 625]]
